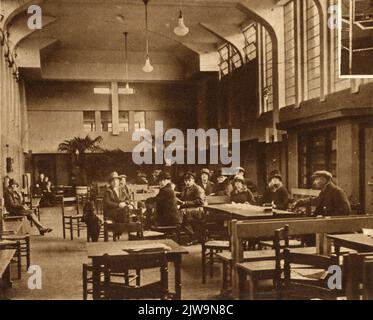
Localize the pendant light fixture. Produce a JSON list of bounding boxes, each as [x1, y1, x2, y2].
[[123, 32, 135, 95], [142, 0, 153, 73], [174, 0, 189, 37]]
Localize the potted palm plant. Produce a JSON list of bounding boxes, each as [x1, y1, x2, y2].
[[58, 135, 103, 186]]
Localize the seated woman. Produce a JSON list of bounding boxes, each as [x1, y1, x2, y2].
[[261, 174, 289, 210], [4, 179, 52, 235], [230, 175, 256, 204]]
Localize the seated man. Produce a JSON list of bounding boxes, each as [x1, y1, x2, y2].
[[293, 170, 351, 216], [197, 168, 215, 196], [153, 171, 181, 227], [103, 172, 133, 224], [234, 166, 258, 194], [261, 173, 289, 210], [178, 172, 206, 244], [4, 179, 52, 235], [230, 175, 256, 204]]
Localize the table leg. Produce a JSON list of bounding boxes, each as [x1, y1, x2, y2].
[[174, 255, 182, 300], [92, 259, 101, 300], [221, 260, 228, 295], [237, 269, 246, 300]]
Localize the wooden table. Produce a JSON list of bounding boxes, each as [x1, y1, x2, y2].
[[86, 239, 188, 300], [205, 203, 297, 220], [327, 234, 373, 256]]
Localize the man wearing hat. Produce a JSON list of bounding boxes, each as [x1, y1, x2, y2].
[[103, 172, 133, 224], [214, 168, 233, 196], [153, 171, 181, 226], [261, 173, 289, 210], [197, 168, 215, 196], [235, 166, 258, 194], [177, 172, 206, 243], [119, 174, 132, 201], [293, 170, 351, 216], [4, 178, 52, 235]]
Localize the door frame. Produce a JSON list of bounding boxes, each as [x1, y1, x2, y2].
[[359, 123, 373, 214]]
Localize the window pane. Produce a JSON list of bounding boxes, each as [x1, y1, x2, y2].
[[83, 111, 95, 132], [100, 111, 112, 132], [119, 111, 129, 133], [134, 111, 146, 131]]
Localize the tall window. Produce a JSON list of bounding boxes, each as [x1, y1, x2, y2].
[[83, 111, 95, 132], [242, 23, 257, 62], [218, 43, 242, 78], [134, 111, 146, 131], [305, 0, 321, 99], [263, 29, 273, 112], [298, 128, 337, 188], [119, 111, 129, 132], [100, 111, 112, 132], [284, 1, 296, 106]]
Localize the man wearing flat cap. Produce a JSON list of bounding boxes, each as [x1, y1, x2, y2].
[[197, 168, 215, 196], [293, 170, 351, 216], [177, 172, 206, 243], [119, 174, 132, 200], [153, 171, 181, 226], [103, 172, 133, 225]]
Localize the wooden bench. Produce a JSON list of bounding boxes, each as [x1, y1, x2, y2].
[[231, 215, 373, 299]]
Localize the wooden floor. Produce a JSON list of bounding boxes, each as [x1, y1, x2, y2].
[[5, 206, 224, 300]]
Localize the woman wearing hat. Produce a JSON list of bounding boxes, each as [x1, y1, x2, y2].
[[261, 174, 289, 210], [214, 169, 233, 197], [4, 179, 52, 235], [230, 175, 255, 204]]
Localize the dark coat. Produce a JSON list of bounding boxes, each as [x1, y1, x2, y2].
[[4, 189, 26, 216], [197, 181, 216, 196], [230, 188, 255, 204], [262, 186, 289, 210], [179, 184, 205, 208], [103, 186, 132, 222], [298, 182, 351, 216], [215, 180, 233, 197], [154, 183, 181, 226]]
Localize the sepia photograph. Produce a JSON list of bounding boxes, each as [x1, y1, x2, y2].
[[0, 0, 373, 305], [340, 0, 373, 76]]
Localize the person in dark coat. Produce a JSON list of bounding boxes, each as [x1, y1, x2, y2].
[[103, 172, 133, 223], [293, 170, 351, 216], [119, 174, 132, 201], [230, 176, 256, 204], [234, 166, 258, 194], [261, 174, 289, 210], [197, 168, 215, 196], [214, 169, 233, 197], [4, 179, 52, 235], [177, 172, 206, 244], [154, 171, 181, 227]]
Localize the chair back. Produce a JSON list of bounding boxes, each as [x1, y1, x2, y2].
[[202, 211, 229, 242], [62, 197, 79, 216], [100, 251, 169, 300]]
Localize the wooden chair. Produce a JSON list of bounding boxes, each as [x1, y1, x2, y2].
[[343, 251, 373, 300], [61, 197, 86, 240], [0, 240, 22, 280], [201, 211, 230, 283], [128, 209, 166, 241], [1, 233, 30, 271], [98, 251, 169, 300], [274, 225, 343, 300]]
